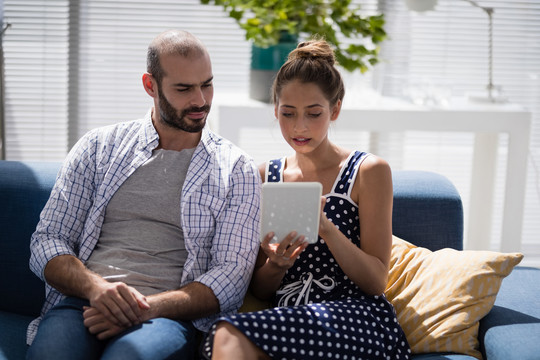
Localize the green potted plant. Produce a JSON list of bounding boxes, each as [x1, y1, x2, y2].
[[201, 0, 387, 102]]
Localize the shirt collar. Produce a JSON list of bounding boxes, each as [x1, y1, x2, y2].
[[138, 108, 160, 151]]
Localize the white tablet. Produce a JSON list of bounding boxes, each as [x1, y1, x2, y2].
[[260, 182, 323, 244]]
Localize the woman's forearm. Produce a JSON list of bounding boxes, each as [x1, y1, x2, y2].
[[250, 261, 287, 300]]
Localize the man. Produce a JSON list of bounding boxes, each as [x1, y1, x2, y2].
[[26, 30, 261, 359]]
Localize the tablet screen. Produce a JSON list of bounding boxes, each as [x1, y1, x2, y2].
[[260, 182, 322, 244]]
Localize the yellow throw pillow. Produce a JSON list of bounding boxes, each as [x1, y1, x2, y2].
[[385, 236, 523, 359]]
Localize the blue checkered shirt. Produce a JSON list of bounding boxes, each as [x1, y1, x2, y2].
[[27, 110, 261, 344]]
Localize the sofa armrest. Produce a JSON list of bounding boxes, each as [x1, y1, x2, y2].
[[392, 170, 464, 251], [0, 160, 61, 316]]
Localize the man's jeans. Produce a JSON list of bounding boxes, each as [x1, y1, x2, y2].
[[26, 297, 197, 360]]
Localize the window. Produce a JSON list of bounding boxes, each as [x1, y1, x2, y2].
[[377, 0, 540, 264], [2, 0, 539, 264]]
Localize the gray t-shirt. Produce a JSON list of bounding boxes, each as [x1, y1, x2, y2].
[[86, 148, 194, 296]]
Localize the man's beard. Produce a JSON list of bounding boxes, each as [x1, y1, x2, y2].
[[158, 90, 210, 133]]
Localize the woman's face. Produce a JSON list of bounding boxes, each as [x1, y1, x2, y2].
[[275, 80, 340, 154]]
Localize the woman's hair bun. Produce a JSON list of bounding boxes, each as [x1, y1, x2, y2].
[[273, 37, 344, 106], [289, 39, 336, 66]]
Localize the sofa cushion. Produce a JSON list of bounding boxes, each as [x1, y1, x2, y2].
[[0, 311, 34, 359], [386, 236, 523, 359], [478, 266, 540, 360]]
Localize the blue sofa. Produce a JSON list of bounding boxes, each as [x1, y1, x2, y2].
[[0, 160, 539, 359]]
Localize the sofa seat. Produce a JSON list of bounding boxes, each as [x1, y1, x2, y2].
[[479, 266, 540, 360], [0, 311, 34, 359]]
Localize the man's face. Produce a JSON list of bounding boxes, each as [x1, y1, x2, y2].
[[155, 52, 214, 133]]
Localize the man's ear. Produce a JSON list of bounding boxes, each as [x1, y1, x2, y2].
[[331, 100, 342, 121], [142, 73, 157, 97]]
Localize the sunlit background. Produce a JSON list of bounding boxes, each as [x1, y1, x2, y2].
[[1, 0, 539, 265]]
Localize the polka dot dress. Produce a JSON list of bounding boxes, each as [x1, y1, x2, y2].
[[202, 151, 411, 360]]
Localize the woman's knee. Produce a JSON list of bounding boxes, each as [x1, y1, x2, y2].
[[212, 321, 241, 347], [212, 321, 268, 360]]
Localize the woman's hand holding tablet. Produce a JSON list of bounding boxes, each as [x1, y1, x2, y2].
[[260, 182, 323, 244]]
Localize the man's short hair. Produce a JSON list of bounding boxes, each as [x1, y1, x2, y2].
[[146, 30, 207, 85]]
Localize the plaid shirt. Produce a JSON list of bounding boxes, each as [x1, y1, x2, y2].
[[27, 110, 261, 344]]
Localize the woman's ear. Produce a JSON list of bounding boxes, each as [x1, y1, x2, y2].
[[331, 100, 342, 121], [142, 73, 157, 97]]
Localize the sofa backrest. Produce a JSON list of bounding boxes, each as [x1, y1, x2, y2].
[[392, 170, 463, 251], [0, 160, 61, 316], [0, 160, 464, 317]]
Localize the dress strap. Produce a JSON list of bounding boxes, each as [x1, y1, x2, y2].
[[266, 157, 285, 183], [332, 151, 370, 196]]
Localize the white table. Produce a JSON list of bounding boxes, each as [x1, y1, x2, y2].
[[212, 95, 531, 253]]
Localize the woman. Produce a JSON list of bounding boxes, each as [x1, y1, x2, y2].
[[204, 39, 411, 360]]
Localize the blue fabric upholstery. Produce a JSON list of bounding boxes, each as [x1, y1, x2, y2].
[[0, 311, 34, 360], [412, 354, 477, 360], [0, 161, 59, 317], [392, 170, 463, 251], [478, 267, 540, 360], [0, 160, 537, 360], [0, 161, 59, 360]]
